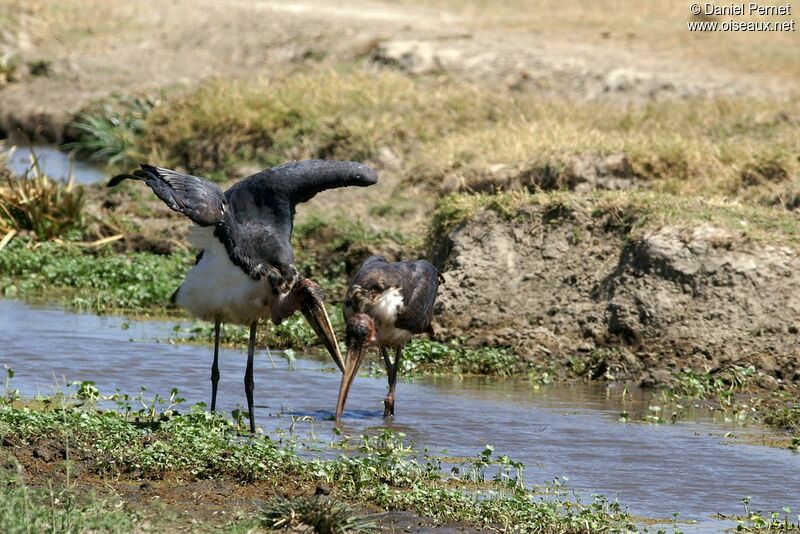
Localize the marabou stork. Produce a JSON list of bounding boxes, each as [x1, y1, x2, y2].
[[335, 255, 442, 420], [109, 160, 378, 432]]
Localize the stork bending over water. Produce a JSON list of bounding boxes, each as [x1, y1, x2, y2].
[[336, 255, 443, 420], [110, 160, 378, 432]]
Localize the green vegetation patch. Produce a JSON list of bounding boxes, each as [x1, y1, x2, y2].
[[428, 190, 800, 245], [398, 338, 520, 377], [0, 238, 189, 314], [3, 386, 798, 532], [0, 393, 641, 533], [0, 472, 139, 534], [65, 94, 157, 168]]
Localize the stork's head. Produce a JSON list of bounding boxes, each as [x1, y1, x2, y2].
[[346, 313, 377, 346], [336, 313, 377, 420]]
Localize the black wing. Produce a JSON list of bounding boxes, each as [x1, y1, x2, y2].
[[349, 256, 441, 335], [221, 160, 379, 284], [267, 160, 378, 206], [109, 164, 225, 227]]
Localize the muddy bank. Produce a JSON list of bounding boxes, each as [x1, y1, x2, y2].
[[431, 199, 800, 388]]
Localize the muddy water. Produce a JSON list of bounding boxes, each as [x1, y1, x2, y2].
[[1, 144, 107, 184], [1, 299, 798, 532]]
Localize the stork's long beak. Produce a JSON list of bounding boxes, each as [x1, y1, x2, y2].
[[300, 295, 345, 374], [335, 341, 366, 420]]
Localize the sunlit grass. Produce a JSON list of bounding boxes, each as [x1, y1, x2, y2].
[[0, 154, 84, 240], [411, 96, 800, 205], [71, 69, 800, 208], [428, 190, 800, 244], [138, 68, 503, 175]]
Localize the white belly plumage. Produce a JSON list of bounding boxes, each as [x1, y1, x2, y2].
[[174, 226, 274, 325], [370, 288, 414, 347]]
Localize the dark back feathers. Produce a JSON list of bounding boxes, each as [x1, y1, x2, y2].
[[347, 255, 442, 334]]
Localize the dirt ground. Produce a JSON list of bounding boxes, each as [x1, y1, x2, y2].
[[431, 200, 800, 389], [2, 0, 796, 140]]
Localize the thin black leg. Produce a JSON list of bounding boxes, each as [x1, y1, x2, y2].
[[210, 318, 221, 411], [380, 346, 392, 375], [382, 346, 403, 417], [244, 320, 258, 433]]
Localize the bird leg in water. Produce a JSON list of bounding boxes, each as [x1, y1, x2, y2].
[[244, 320, 258, 433], [210, 317, 221, 411], [381, 346, 403, 417], [274, 279, 345, 373]]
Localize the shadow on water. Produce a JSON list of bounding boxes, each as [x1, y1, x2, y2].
[[1, 299, 798, 532], [1, 144, 107, 184]]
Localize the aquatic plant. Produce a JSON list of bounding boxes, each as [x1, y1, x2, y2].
[[734, 497, 800, 532], [399, 338, 520, 376], [0, 238, 188, 313], [669, 366, 758, 401]]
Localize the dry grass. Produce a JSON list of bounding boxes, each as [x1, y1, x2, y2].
[[430, 189, 800, 244], [70, 65, 799, 208], [0, 154, 84, 240], [1, 0, 138, 47], [140, 68, 505, 174], [410, 94, 800, 206], [100, 67, 800, 209]]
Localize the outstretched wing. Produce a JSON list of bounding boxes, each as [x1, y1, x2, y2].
[[221, 160, 379, 284], [109, 164, 226, 227], [267, 160, 378, 206]]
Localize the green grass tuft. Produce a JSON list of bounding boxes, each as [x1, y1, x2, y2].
[[0, 464, 137, 534], [64, 95, 157, 168], [259, 495, 377, 534]]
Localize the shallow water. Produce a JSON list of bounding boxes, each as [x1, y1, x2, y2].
[[1, 144, 107, 184], [1, 299, 798, 532]]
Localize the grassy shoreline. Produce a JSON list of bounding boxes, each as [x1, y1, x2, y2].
[[1, 216, 798, 447], [0, 391, 639, 533], [1, 385, 798, 533]]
